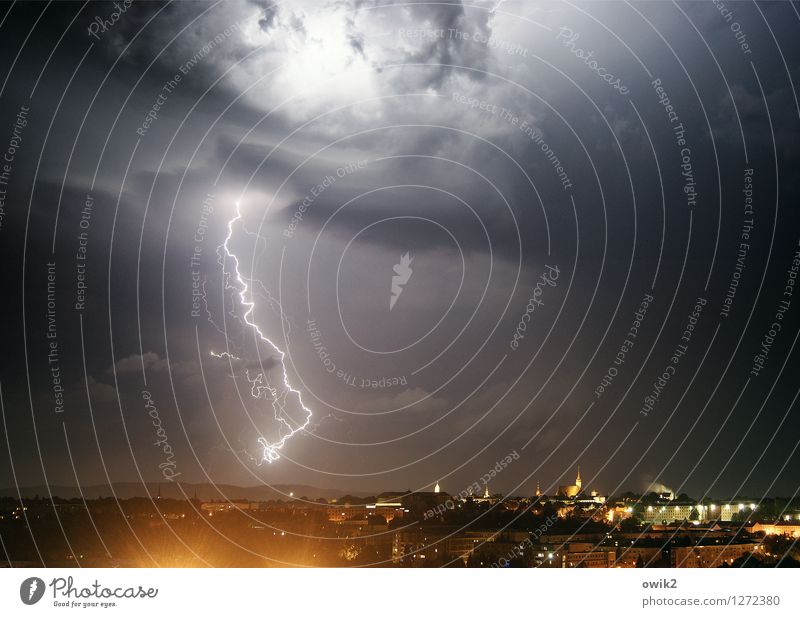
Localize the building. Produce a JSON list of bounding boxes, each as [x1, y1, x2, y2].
[[747, 522, 800, 538], [698, 501, 757, 520], [391, 526, 503, 564], [561, 543, 616, 568], [369, 493, 406, 521], [471, 485, 501, 505], [671, 542, 761, 568], [641, 500, 698, 524], [557, 467, 582, 498], [401, 491, 450, 516], [327, 502, 369, 522], [200, 500, 255, 513], [614, 546, 664, 568], [648, 521, 736, 536], [531, 542, 615, 568]]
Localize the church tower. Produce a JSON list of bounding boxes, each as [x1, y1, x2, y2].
[[575, 466, 582, 491], [434, 481, 440, 493]]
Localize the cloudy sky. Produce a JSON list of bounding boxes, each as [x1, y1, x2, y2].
[[1, 0, 799, 500]]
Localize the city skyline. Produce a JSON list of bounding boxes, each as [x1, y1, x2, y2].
[[3, 476, 799, 568], [1, 0, 800, 579]]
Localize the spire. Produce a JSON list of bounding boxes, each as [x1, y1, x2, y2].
[[535, 481, 541, 497], [434, 481, 440, 494], [483, 485, 490, 499], [575, 466, 582, 490]]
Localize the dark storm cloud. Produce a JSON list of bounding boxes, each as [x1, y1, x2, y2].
[[1, 0, 800, 502], [394, 1, 494, 89], [251, 1, 279, 32]]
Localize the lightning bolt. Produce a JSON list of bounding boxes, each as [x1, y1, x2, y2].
[[218, 201, 313, 463], [29, 580, 37, 600]]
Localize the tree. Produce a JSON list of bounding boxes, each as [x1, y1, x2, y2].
[[620, 517, 642, 532], [727, 553, 764, 568]]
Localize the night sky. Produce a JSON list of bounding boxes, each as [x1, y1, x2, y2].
[[1, 0, 799, 502]]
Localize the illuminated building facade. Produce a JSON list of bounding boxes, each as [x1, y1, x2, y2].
[[557, 467, 582, 498], [671, 543, 761, 568], [747, 522, 800, 537]]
